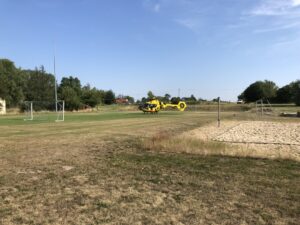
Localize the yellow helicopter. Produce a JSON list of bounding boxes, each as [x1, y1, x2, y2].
[[138, 98, 187, 113]]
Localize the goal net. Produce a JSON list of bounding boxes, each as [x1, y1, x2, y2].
[[22, 100, 65, 122], [255, 99, 273, 116]]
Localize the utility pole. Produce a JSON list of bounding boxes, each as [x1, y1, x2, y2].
[[178, 88, 181, 98], [255, 101, 257, 115], [218, 97, 221, 127], [261, 99, 263, 116], [54, 46, 58, 112]]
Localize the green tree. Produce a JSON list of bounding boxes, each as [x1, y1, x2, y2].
[[25, 66, 55, 102], [171, 97, 180, 104], [60, 76, 82, 96], [274, 80, 300, 104], [104, 90, 115, 105], [239, 80, 278, 103], [0, 58, 139, 110], [58, 76, 83, 110], [147, 91, 155, 100], [164, 93, 171, 102], [0, 59, 25, 107], [81, 85, 105, 107], [263, 80, 278, 100], [238, 92, 244, 101], [276, 85, 294, 103], [295, 82, 300, 106], [190, 94, 197, 102], [141, 97, 147, 103], [60, 86, 82, 110]]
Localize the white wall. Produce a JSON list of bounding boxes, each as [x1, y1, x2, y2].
[[0, 99, 6, 114]]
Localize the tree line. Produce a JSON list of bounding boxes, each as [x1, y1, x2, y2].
[[2, 59, 299, 110], [138, 91, 202, 105], [0, 59, 120, 110], [238, 80, 300, 106], [0, 58, 209, 111]]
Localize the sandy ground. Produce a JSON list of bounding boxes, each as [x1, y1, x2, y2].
[[185, 121, 300, 161], [214, 121, 300, 145]]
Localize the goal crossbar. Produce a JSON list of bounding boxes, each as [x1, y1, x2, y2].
[[23, 100, 65, 122]]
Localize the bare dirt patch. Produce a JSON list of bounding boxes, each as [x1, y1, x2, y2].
[[184, 121, 300, 161]]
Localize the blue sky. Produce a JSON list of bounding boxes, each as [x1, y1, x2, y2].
[[0, 0, 299, 101]]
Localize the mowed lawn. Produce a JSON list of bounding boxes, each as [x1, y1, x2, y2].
[[0, 111, 299, 225]]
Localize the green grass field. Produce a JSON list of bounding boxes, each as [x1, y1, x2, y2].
[[0, 111, 179, 125], [0, 110, 299, 224]]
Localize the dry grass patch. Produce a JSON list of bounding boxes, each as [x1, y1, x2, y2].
[[143, 132, 300, 161], [110, 149, 300, 225], [143, 131, 228, 156], [1, 134, 299, 224]]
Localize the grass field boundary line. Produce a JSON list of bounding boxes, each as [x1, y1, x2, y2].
[[212, 139, 300, 146]]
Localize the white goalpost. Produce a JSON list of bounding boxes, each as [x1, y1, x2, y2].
[[23, 100, 65, 122], [23, 101, 33, 121], [23, 46, 65, 122], [55, 100, 65, 122]]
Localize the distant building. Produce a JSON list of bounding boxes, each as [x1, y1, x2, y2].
[[115, 98, 129, 104], [0, 98, 6, 114]]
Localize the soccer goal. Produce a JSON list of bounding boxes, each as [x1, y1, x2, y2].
[[23, 100, 65, 122], [255, 99, 273, 116]]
